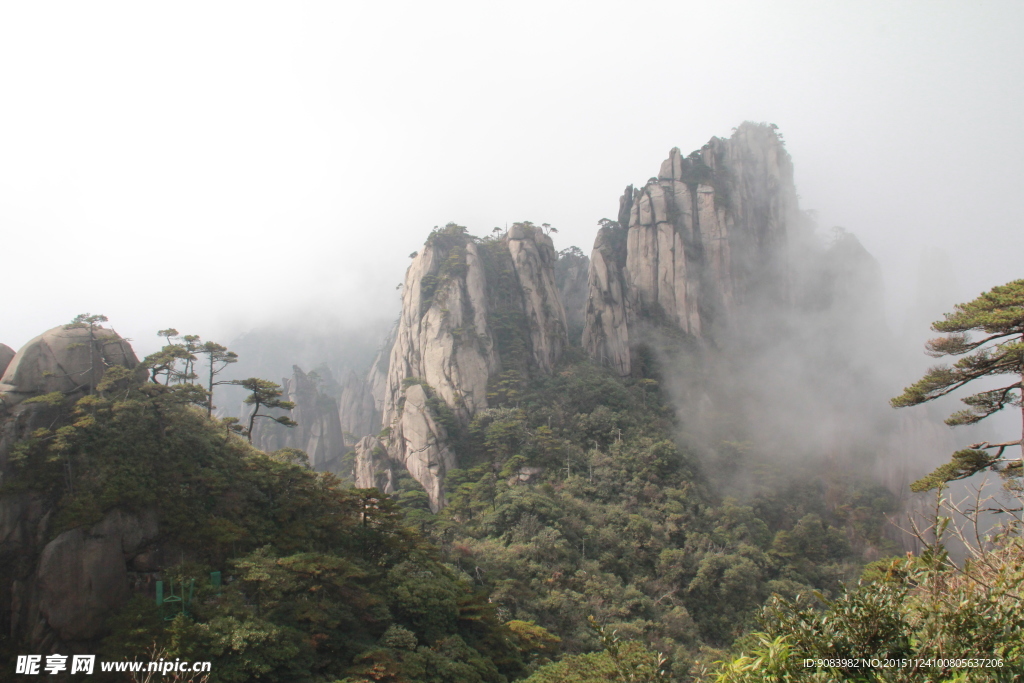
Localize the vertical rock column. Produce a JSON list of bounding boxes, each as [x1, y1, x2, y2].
[[381, 233, 499, 510], [582, 123, 798, 375], [507, 223, 569, 373], [381, 224, 570, 510]]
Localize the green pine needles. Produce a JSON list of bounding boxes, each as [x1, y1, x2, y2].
[[892, 279, 1024, 491]]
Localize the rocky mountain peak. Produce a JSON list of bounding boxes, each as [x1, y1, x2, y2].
[[582, 122, 799, 374], [379, 222, 569, 509]]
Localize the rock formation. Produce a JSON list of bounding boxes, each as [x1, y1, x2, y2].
[[582, 122, 800, 374], [387, 383, 456, 511], [1, 325, 141, 409], [250, 365, 346, 471], [33, 510, 159, 646], [582, 215, 633, 376], [507, 222, 569, 373], [0, 344, 14, 378], [0, 327, 156, 654], [353, 435, 395, 493], [381, 223, 569, 509], [338, 370, 378, 446], [366, 322, 397, 417], [554, 247, 590, 343]]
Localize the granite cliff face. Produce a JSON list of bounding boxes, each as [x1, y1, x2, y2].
[[554, 247, 590, 343], [338, 369, 380, 446], [387, 383, 456, 511], [353, 435, 395, 493], [583, 123, 799, 374], [380, 223, 568, 510], [507, 222, 569, 373], [365, 322, 396, 418]]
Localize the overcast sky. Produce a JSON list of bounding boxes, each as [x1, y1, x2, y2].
[[3, 1, 1022, 358]]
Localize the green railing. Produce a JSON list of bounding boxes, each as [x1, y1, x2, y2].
[[155, 572, 221, 620]]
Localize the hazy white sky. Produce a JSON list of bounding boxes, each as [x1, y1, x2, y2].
[[3, 0, 1022, 356]]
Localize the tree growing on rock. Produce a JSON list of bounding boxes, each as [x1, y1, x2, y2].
[[146, 329, 192, 386], [235, 377, 297, 444], [64, 313, 110, 395], [892, 279, 1024, 491], [198, 341, 238, 417]]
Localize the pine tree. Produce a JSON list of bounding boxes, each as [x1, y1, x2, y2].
[[234, 377, 297, 444], [198, 341, 238, 417], [892, 279, 1024, 490], [64, 313, 110, 395]]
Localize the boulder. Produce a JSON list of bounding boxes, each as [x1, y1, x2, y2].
[[0, 344, 14, 378], [35, 509, 158, 645], [0, 325, 140, 409]]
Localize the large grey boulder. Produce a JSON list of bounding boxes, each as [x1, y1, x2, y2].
[[0, 344, 14, 378], [35, 510, 158, 644], [0, 325, 140, 409]]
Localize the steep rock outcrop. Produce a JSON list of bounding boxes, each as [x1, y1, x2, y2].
[[338, 370, 378, 446], [251, 365, 346, 471], [554, 248, 590, 342], [583, 123, 799, 374], [383, 235, 499, 430], [366, 323, 397, 424], [353, 436, 395, 493], [382, 223, 569, 509], [389, 383, 456, 512], [581, 213, 632, 376], [507, 223, 569, 373]]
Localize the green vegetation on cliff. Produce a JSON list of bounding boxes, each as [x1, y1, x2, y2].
[[384, 342, 902, 679], [3, 356, 526, 682]]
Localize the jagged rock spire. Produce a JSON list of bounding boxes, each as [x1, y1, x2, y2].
[[582, 122, 799, 374], [380, 223, 569, 510]]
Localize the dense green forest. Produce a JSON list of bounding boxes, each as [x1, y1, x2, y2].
[[0, 335, 953, 681], [3, 279, 1023, 682]]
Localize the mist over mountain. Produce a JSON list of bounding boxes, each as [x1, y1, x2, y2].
[[2, 115, 1022, 680]]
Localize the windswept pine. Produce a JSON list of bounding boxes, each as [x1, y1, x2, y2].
[[892, 279, 1024, 491]]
